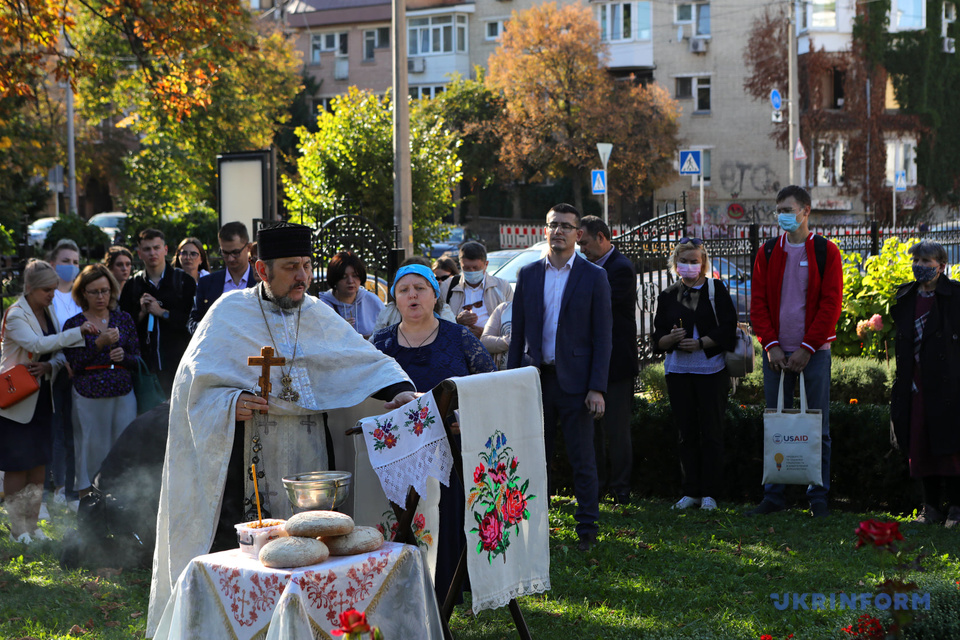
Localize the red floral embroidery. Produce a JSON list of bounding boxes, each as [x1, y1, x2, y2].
[[210, 564, 288, 628], [298, 551, 393, 626]]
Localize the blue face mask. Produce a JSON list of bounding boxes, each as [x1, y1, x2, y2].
[[462, 270, 485, 286], [55, 264, 79, 283], [777, 213, 801, 233], [913, 264, 939, 283]]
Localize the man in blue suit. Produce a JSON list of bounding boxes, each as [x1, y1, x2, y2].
[[189, 222, 257, 333], [507, 203, 612, 552]]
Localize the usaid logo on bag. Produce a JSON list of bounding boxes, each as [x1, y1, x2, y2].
[[772, 433, 809, 444]]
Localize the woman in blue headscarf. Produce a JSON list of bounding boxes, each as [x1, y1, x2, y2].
[[371, 263, 495, 604]]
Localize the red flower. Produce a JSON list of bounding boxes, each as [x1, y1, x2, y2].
[[510, 456, 518, 471], [331, 609, 370, 636], [373, 428, 384, 440], [474, 464, 486, 484], [420, 406, 429, 419], [478, 510, 503, 551], [413, 421, 424, 435], [384, 433, 398, 449], [854, 519, 904, 548], [414, 513, 426, 530], [502, 488, 527, 525], [760, 635, 773, 640]]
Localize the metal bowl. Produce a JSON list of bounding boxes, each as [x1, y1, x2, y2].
[[282, 471, 352, 512]]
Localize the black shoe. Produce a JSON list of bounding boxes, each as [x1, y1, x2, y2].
[[614, 492, 631, 505], [577, 534, 597, 552], [810, 502, 830, 518], [745, 500, 786, 516]]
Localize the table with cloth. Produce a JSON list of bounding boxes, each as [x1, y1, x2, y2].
[[151, 541, 443, 640]]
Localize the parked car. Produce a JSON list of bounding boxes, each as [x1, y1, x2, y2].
[[27, 217, 58, 248], [428, 226, 478, 259], [88, 212, 128, 243], [485, 249, 522, 276], [711, 256, 752, 323]]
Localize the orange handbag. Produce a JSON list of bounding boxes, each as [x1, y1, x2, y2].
[[0, 305, 40, 409], [0, 364, 40, 409]]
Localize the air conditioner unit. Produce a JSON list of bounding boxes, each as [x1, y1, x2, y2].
[[408, 58, 426, 73], [944, 36, 956, 54], [689, 38, 708, 53]]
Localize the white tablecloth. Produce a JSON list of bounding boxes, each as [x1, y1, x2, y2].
[[152, 542, 443, 640]]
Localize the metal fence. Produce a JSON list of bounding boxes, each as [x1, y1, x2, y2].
[[616, 209, 960, 367]]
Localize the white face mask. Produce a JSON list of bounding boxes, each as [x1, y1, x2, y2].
[[676, 262, 701, 279], [462, 270, 485, 286]]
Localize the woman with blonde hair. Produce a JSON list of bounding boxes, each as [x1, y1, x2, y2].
[[0, 260, 98, 542], [62, 264, 140, 498], [651, 238, 737, 512]]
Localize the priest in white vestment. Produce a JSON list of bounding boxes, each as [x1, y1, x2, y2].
[[147, 223, 415, 636]]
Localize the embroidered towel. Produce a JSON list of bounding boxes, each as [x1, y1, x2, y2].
[[358, 390, 453, 506], [452, 367, 550, 612], [352, 431, 441, 580]]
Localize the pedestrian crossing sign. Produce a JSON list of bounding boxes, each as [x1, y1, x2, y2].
[[591, 170, 607, 194], [895, 171, 907, 192], [679, 150, 701, 175]]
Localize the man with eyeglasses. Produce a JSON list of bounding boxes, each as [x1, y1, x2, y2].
[[508, 203, 612, 552], [188, 222, 257, 333], [747, 185, 843, 519], [118, 228, 197, 395]]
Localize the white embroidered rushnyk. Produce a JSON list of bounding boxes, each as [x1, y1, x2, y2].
[[359, 390, 454, 505], [451, 367, 551, 613]]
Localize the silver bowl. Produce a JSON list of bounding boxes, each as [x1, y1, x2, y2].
[[282, 470, 352, 512]]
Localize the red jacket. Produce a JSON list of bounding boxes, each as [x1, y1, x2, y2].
[[750, 233, 843, 354]]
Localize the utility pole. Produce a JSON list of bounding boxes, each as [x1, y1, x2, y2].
[[596, 143, 612, 225], [788, 0, 798, 185], [392, 0, 413, 254], [63, 29, 78, 215]]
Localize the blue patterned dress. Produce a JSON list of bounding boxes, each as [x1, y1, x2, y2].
[[372, 319, 495, 603]]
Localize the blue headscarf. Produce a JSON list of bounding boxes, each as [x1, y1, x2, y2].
[[390, 264, 440, 299]]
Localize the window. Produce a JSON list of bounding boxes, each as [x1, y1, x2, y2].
[[363, 27, 390, 61], [311, 32, 348, 64], [815, 139, 845, 186], [676, 2, 710, 36], [675, 76, 711, 111], [408, 14, 467, 56], [409, 85, 446, 100], [313, 97, 336, 114], [598, 2, 652, 42], [885, 139, 918, 186], [690, 149, 712, 185], [485, 20, 505, 41], [818, 67, 845, 109], [891, 0, 925, 30], [812, 0, 837, 29]]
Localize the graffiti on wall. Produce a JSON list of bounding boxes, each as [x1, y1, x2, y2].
[[719, 161, 781, 197]]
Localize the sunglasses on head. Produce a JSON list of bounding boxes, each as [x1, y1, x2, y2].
[[679, 237, 703, 246]]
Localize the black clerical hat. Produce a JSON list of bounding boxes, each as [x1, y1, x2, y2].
[[257, 222, 313, 260]]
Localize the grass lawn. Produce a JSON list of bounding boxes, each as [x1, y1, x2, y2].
[[2, 496, 958, 639]]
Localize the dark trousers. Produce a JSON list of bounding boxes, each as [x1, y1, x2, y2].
[[665, 370, 728, 498], [541, 367, 599, 539], [921, 476, 960, 509], [49, 375, 76, 498], [594, 377, 634, 499]]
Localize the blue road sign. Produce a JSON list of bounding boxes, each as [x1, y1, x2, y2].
[[679, 150, 702, 176], [770, 89, 782, 111], [591, 170, 606, 194], [895, 171, 907, 192]]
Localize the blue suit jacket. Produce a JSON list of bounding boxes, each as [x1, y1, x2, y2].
[[188, 267, 258, 333], [507, 254, 612, 395], [602, 247, 639, 382]]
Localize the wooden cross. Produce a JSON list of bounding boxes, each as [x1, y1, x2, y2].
[[247, 346, 285, 413]]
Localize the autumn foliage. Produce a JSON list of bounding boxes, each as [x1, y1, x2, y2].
[[487, 2, 679, 206]]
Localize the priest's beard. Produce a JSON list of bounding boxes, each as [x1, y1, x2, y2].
[[264, 282, 306, 310]]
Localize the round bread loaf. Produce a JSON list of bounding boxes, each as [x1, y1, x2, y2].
[[259, 536, 330, 568], [284, 510, 355, 538], [323, 526, 384, 556]]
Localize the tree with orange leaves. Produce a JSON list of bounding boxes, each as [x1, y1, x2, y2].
[[487, 1, 679, 211]]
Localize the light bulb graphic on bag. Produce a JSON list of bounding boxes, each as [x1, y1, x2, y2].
[[774, 452, 784, 471]]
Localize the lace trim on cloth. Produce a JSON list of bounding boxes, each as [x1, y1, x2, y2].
[[359, 390, 454, 505], [472, 577, 552, 613]]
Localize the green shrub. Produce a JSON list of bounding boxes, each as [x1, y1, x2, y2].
[[728, 356, 894, 405], [43, 215, 111, 260], [637, 362, 666, 401], [900, 577, 960, 639]]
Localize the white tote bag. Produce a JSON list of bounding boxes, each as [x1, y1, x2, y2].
[[762, 372, 823, 486]]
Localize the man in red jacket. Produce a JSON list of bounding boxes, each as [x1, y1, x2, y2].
[[747, 185, 843, 518]]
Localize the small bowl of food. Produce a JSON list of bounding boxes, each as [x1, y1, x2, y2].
[[235, 519, 287, 557], [282, 471, 352, 512]]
